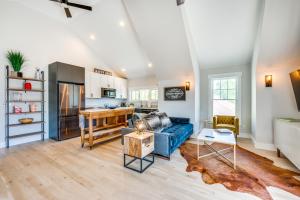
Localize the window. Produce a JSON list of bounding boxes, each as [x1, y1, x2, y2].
[[150, 89, 158, 100], [131, 90, 140, 101], [208, 73, 241, 120], [140, 89, 150, 101], [129, 88, 158, 101]]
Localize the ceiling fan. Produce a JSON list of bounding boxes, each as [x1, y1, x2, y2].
[[50, 0, 92, 18]]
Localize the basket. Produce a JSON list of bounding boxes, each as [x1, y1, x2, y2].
[[19, 118, 33, 124]]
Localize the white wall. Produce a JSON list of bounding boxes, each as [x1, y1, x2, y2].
[[254, 66, 300, 146], [0, 1, 108, 147], [251, 0, 300, 149], [128, 75, 157, 88], [200, 66, 252, 136], [158, 77, 195, 128]]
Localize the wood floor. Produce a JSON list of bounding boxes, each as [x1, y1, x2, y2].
[[0, 137, 299, 200]]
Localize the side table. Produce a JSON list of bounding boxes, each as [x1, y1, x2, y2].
[[123, 131, 154, 173]]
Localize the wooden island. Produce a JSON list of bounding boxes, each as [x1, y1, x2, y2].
[[79, 107, 134, 149]]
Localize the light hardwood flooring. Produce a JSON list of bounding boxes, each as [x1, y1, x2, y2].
[[0, 137, 299, 200]]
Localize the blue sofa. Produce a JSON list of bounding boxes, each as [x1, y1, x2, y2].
[[121, 115, 193, 159], [154, 117, 193, 158]]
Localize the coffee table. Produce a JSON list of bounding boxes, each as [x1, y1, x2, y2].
[[197, 128, 237, 169]]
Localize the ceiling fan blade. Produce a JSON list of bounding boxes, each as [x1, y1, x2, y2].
[[176, 0, 185, 6], [49, 0, 61, 3], [66, 2, 92, 11], [64, 7, 72, 18]]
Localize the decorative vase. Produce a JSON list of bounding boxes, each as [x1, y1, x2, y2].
[[24, 82, 32, 90], [17, 72, 23, 78], [11, 71, 23, 78], [35, 68, 41, 80], [13, 105, 22, 114], [10, 71, 18, 77], [29, 104, 37, 112]]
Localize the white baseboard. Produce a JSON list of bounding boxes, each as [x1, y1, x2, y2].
[[251, 135, 276, 151], [239, 132, 250, 138], [0, 142, 5, 149]]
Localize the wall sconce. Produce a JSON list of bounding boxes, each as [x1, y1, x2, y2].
[[185, 81, 190, 91], [265, 75, 272, 87]]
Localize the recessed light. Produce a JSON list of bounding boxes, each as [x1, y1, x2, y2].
[[90, 34, 96, 40], [148, 63, 153, 68], [121, 68, 126, 72], [119, 21, 125, 27]]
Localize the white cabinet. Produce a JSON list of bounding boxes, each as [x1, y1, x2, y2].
[[85, 70, 101, 98], [90, 73, 101, 98], [85, 71, 92, 98], [274, 118, 300, 169], [85, 70, 127, 99], [106, 75, 115, 89], [115, 77, 127, 99], [98, 74, 108, 89], [120, 78, 128, 99]]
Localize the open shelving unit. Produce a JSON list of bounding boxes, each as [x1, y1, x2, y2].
[[5, 66, 45, 148]]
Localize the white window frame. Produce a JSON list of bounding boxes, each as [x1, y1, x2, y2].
[[128, 87, 158, 102], [208, 72, 242, 123]]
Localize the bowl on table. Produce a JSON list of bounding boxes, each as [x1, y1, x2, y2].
[[19, 118, 33, 124]]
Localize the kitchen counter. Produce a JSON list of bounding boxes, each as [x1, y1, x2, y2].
[[80, 107, 134, 114], [79, 107, 134, 149], [134, 107, 158, 114]]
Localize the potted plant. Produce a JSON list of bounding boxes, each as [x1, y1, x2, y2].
[[6, 50, 26, 78]]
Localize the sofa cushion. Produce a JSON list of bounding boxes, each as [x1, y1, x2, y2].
[[157, 112, 172, 128], [143, 114, 162, 132], [216, 124, 235, 130], [162, 123, 193, 149]]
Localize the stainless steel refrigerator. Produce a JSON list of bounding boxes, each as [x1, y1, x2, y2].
[[58, 82, 85, 140]]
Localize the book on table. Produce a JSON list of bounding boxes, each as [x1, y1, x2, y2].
[[216, 129, 232, 134]]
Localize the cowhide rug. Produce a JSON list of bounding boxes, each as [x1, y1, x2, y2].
[[179, 142, 300, 200]]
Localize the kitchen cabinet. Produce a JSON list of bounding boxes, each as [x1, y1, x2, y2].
[[85, 70, 127, 99], [85, 71, 101, 98], [120, 78, 128, 99], [90, 73, 101, 98], [115, 77, 128, 99], [106, 75, 115, 89], [85, 71, 91, 98], [98, 74, 108, 89]]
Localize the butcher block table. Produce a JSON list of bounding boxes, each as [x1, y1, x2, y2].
[[79, 107, 134, 149]]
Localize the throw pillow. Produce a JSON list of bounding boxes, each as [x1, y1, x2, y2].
[[157, 112, 172, 128], [142, 114, 162, 132]]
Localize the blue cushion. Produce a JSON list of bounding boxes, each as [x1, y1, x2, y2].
[[162, 123, 193, 150]]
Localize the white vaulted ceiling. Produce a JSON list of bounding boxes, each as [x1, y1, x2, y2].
[[68, 0, 153, 78], [11, 0, 101, 20], [11, 0, 153, 78], [184, 0, 262, 69], [123, 0, 194, 80], [7, 0, 264, 78]]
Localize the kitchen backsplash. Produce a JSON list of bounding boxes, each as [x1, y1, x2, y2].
[[85, 98, 125, 108]]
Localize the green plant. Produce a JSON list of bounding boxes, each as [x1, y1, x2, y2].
[[6, 50, 26, 72]]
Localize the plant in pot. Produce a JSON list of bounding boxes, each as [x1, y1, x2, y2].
[[6, 50, 26, 78]]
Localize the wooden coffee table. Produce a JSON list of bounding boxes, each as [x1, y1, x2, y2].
[[197, 128, 237, 169]]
